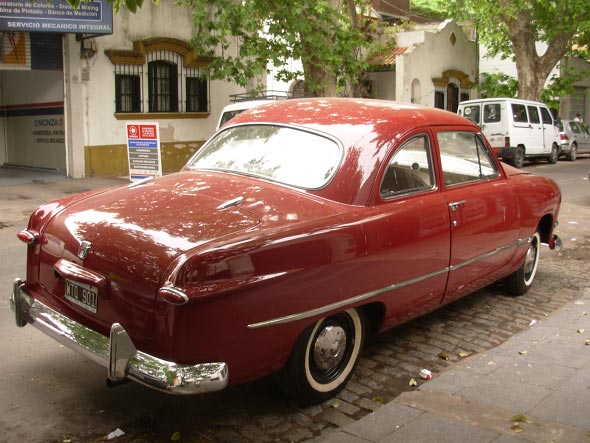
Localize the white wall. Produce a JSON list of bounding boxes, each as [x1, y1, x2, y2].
[[395, 21, 476, 105]]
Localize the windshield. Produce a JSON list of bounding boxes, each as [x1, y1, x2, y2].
[[187, 125, 342, 189]]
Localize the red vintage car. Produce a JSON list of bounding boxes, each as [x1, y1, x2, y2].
[[11, 98, 561, 405]]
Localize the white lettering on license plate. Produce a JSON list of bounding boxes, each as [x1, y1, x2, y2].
[[65, 279, 98, 313]]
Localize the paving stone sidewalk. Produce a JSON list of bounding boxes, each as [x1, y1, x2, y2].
[[315, 288, 590, 443]]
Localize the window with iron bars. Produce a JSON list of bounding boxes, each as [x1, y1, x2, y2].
[[114, 50, 209, 114], [115, 64, 143, 113]]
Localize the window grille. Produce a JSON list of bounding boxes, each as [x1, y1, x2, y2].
[[185, 66, 209, 112], [147, 50, 182, 113], [114, 64, 143, 113], [113, 47, 209, 114]]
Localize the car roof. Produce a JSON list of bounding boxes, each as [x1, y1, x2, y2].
[[229, 98, 473, 136], [223, 98, 478, 205]]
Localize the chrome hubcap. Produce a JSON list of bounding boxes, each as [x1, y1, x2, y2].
[[313, 325, 347, 371]]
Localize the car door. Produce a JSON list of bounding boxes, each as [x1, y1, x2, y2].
[[527, 105, 548, 154], [540, 106, 558, 151], [574, 122, 590, 153], [366, 133, 451, 329], [434, 129, 520, 304]]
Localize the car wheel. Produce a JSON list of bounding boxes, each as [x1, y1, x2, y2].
[[276, 308, 364, 405], [547, 144, 559, 164], [512, 147, 525, 169], [567, 143, 577, 161], [504, 231, 541, 296]]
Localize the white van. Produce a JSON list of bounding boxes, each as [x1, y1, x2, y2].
[[216, 99, 278, 131], [457, 98, 560, 168]]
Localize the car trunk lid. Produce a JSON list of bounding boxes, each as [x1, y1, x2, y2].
[[36, 175, 260, 339]]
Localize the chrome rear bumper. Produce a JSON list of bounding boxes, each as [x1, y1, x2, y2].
[[10, 278, 228, 395]]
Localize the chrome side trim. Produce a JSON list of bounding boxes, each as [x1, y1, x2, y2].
[[448, 236, 531, 272], [248, 267, 449, 329], [248, 236, 531, 329], [10, 279, 228, 395], [158, 286, 190, 305]]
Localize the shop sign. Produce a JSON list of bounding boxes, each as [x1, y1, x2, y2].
[[0, 0, 113, 34], [126, 122, 162, 182]]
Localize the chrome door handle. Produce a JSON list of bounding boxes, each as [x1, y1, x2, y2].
[[448, 200, 467, 212]]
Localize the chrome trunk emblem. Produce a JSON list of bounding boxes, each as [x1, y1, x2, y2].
[[78, 240, 92, 259]]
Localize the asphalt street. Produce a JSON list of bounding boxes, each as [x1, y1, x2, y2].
[[0, 159, 588, 443]]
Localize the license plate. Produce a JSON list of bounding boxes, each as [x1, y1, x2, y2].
[[65, 279, 98, 313]]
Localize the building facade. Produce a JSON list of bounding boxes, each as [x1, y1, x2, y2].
[[367, 20, 477, 112], [0, 1, 252, 178]]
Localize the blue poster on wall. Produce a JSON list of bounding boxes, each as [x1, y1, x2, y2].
[[0, 0, 113, 34]]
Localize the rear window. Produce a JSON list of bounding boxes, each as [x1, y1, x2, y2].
[[218, 110, 244, 128], [483, 104, 501, 123], [461, 105, 480, 124], [188, 125, 342, 189]]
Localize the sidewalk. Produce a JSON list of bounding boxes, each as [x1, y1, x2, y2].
[[315, 289, 590, 443], [0, 166, 128, 223]]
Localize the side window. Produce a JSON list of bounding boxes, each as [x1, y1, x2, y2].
[[540, 106, 553, 125], [438, 132, 499, 186], [462, 105, 480, 124], [569, 122, 581, 134], [512, 104, 528, 123], [483, 104, 501, 123], [527, 106, 540, 124], [380, 135, 434, 199]]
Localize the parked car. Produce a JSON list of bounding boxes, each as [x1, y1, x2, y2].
[[457, 98, 560, 168], [216, 99, 277, 131], [557, 119, 590, 161], [11, 99, 561, 405]]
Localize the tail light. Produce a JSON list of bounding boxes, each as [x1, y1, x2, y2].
[[504, 136, 510, 147], [560, 133, 569, 141], [17, 229, 38, 245]]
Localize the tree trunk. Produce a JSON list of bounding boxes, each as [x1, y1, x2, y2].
[[504, 8, 572, 101]]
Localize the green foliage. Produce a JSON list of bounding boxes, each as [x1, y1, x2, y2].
[[178, 0, 378, 96], [409, 0, 447, 21], [479, 69, 589, 110], [478, 72, 518, 98], [64, 0, 379, 96], [438, 0, 590, 100], [542, 68, 590, 110]]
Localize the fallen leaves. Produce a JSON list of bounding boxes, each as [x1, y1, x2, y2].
[[437, 352, 449, 361], [409, 378, 418, 387], [509, 413, 530, 434]]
